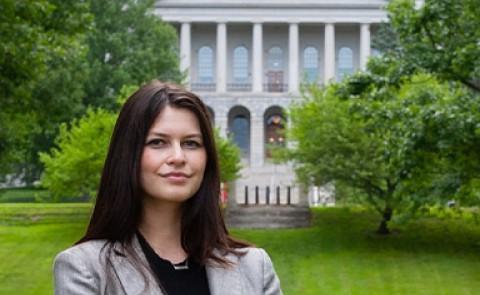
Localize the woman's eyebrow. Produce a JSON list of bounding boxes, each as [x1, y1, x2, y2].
[[184, 134, 202, 139], [148, 132, 202, 138]]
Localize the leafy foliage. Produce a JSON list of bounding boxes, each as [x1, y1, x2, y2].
[[0, 0, 92, 182], [39, 108, 116, 201], [286, 63, 480, 233], [389, 0, 480, 92], [0, 0, 182, 184], [215, 130, 242, 183], [83, 0, 182, 109]]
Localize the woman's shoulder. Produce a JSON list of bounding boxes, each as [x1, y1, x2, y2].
[[226, 247, 283, 294], [238, 247, 269, 260], [54, 239, 110, 266], [226, 247, 274, 270]]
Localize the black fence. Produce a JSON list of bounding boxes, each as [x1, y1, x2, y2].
[[241, 185, 292, 205]]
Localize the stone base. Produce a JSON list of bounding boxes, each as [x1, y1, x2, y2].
[[225, 205, 311, 229]]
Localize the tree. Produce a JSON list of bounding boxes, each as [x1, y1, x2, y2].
[[40, 108, 116, 200], [215, 129, 242, 183], [386, 0, 480, 204], [285, 63, 476, 234], [1, 0, 182, 184], [0, 0, 92, 183], [83, 0, 182, 109], [389, 0, 480, 92]]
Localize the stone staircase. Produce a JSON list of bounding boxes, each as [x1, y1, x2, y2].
[[225, 205, 311, 229]]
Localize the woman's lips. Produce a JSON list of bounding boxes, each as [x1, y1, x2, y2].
[[161, 172, 190, 183]]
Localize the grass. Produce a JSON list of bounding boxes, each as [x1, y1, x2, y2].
[[0, 204, 479, 294]]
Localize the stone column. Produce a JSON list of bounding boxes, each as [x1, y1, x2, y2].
[[288, 23, 299, 93], [252, 23, 263, 92], [323, 23, 335, 84], [360, 23, 371, 71], [180, 22, 191, 87], [216, 22, 227, 92], [250, 114, 264, 168]]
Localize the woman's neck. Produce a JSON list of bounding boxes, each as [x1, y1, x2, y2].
[[138, 199, 187, 264]]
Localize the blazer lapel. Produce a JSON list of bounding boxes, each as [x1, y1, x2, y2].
[[206, 252, 242, 295], [109, 236, 164, 295]]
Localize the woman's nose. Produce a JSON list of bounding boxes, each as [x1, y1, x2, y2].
[[167, 142, 186, 165]]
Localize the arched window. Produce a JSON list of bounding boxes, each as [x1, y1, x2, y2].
[[303, 46, 319, 83], [231, 116, 249, 155], [337, 47, 354, 81], [228, 106, 251, 158], [264, 106, 286, 158], [267, 46, 283, 70], [233, 46, 249, 82], [198, 46, 213, 83]]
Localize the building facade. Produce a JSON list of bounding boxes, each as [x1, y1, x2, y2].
[[154, 0, 391, 212]]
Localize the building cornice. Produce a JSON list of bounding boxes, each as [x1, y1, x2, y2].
[[155, 0, 388, 10], [154, 0, 388, 24]]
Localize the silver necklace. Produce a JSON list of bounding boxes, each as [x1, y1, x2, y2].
[[172, 258, 189, 270]]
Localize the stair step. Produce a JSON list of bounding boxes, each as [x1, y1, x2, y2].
[[225, 205, 311, 229]]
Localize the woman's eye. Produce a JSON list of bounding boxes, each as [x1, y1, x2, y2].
[[146, 139, 166, 147], [183, 140, 202, 149]]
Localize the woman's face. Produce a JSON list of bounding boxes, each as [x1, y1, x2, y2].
[[140, 105, 207, 205]]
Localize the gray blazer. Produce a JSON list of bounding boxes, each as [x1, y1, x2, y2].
[[53, 236, 282, 295]]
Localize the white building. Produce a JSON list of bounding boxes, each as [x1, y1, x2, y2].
[[154, 0, 398, 226]]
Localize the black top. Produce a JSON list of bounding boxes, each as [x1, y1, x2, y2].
[[137, 233, 211, 295]]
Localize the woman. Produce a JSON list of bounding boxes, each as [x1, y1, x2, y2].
[[53, 80, 282, 295]]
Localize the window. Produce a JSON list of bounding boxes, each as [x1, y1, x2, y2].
[[267, 47, 283, 70], [231, 116, 250, 157], [228, 106, 251, 158], [303, 46, 319, 83], [198, 46, 214, 83], [233, 46, 249, 82], [337, 47, 354, 81], [264, 107, 286, 158]]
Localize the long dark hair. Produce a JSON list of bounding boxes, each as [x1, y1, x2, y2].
[[78, 80, 249, 266]]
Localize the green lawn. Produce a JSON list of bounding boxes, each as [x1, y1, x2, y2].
[[0, 204, 479, 294]]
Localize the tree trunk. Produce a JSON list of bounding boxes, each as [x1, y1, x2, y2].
[[376, 206, 393, 235]]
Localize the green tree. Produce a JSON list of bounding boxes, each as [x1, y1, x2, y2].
[[83, 0, 182, 109], [40, 108, 116, 200], [0, 0, 92, 183], [215, 129, 242, 183], [389, 0, 480, 92], [1, 0, 182, 184], [386, 0, 480, 204], [286, 67, 475, 234]]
